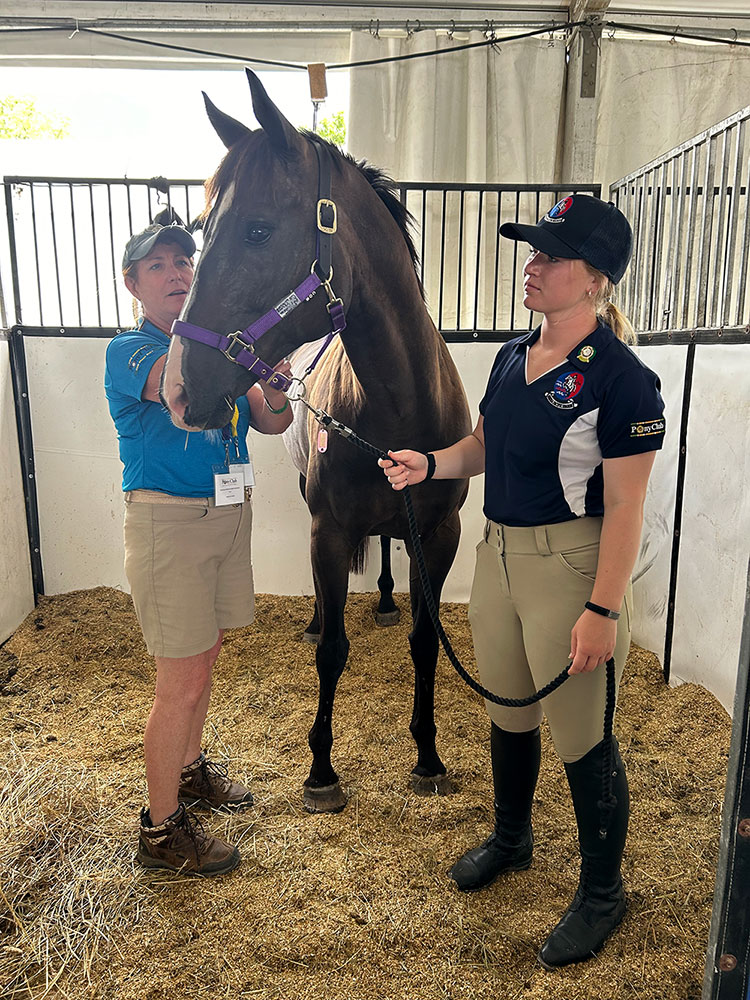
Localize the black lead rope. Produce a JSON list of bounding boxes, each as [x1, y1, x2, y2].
[[309, 409, 618, 838]]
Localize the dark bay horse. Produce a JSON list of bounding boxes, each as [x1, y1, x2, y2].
[[162, 69, 471, 813]]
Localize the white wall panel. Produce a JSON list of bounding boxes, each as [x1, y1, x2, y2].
[[0, 340, 34, 641], [670, 345, 750, 713]]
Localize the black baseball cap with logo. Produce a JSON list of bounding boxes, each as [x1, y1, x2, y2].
[[499, 194, 633, 284], [121, 222, 196, 271]]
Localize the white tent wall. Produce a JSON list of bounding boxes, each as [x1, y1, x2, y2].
[[347, 32, 566, 184], [0, 340, 34, 641], [595, 36, 750, 192]]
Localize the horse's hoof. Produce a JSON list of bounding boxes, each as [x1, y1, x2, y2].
[[375, 608, 401, 627], [410, 772, 456, 797], [301, 631, 320, 645], [303, 782, 347, 813]]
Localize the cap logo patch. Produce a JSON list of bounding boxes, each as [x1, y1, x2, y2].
[[545, 371, 584, 410], [544, 196, 574, 224], [576, 345, 596, 363]]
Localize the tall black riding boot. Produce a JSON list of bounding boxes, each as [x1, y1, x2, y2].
[[538, 737, 630, 969], [448, 723, 540, 892]]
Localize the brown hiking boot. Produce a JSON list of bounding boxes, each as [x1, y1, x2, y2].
[[136, 803, 240, 875], [178, 751, 254, 812]]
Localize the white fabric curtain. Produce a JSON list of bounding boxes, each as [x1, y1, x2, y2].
[[596, 36, 750, 191], [347, 30, 566, 184]]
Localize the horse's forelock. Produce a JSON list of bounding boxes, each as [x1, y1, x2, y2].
[[202, 132, 300, 220]]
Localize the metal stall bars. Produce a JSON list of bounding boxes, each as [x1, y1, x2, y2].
[[397, 181, 600, 340], [610, 104, 750, 335]]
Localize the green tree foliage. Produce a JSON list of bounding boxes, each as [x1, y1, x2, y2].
[[317, 110, 346, 147], [0, 96, 71, 140]]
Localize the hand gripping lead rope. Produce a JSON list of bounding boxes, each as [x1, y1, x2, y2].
[[293, 394, 619, 838]]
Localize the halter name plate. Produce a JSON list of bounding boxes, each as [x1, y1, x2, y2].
[[276, 290, 301, 318]]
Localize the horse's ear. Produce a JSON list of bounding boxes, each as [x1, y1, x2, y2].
[[202, 92, 251, 149], [245, 67, 300, 154]]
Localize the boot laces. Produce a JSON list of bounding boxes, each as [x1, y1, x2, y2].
[[197, 755, 232, 794], [162, 806, 210, 865]]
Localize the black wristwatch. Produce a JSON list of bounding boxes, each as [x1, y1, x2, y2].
[[584, 600, 621, 621]]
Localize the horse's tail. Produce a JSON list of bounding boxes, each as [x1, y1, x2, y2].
[[350, 537, 369, 575]]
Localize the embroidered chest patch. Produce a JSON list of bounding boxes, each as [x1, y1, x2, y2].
[[545, 370, 585, 410]]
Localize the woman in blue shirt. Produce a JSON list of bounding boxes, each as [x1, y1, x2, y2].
[[105, 220, 292, 876], [380, 196, 665, 968]]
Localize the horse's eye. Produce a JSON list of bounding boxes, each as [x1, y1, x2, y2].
[[244, 224, 272, 246]]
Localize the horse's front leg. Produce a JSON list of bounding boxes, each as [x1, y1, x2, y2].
[[375, 535, 400, 626], [303, 525, 353, 814], [406, 513, 461, 797]]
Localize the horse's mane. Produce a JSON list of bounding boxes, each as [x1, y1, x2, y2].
[[203, 130, 424, 298]]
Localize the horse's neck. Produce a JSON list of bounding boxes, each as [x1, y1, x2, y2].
[[342, 299, 443, 414]]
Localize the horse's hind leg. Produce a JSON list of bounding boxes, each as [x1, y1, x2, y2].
[[406, 514, 461, 797], [375, 535, 400, 626], [303, 527, 352, 814]]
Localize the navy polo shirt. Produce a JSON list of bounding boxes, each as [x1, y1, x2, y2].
[[479, 322, 665, 527]]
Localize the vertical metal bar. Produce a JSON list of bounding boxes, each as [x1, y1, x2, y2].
[[681, 145, 700, 328], [4, 180, 24, 324], [530, 189, 541, 330], [420, 190, 426, 288], [641, 170, 659, 332], [723, 120, 745, 327], [68, 184, 83, 326], [106, 184, 120, 327], [472, 190, 483, 334], [47, 183, 64, 325], [735, 139, 750, 326], [8, 328, 45, 598], [668, 152, 689, 332], [492, 190, 501, 331], [438, 190, 447, 330], [509, 191, 520, 330], [29, 184, 44, 326], [702, 557, 750, 1000], [710, 128, 731, 328], [649, 162, 668, 330], [89, 183, 103, 326], [456, 190, 465, 331], [663, 340, 696, 684], [695, 135, 717, 328], [126, 181, 134, 234]]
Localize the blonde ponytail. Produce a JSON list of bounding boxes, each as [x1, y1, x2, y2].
[[585, 266, 636, 345]]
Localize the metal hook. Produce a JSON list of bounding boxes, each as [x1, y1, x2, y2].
[[368, 18, 380, 38], [405, 19, 413, 38], [669, 25, 680, 45], [607, 23, 616, 40], [730, 27, 738, 44], [447, 20, 455, 40], [68, 18, 79, 39]]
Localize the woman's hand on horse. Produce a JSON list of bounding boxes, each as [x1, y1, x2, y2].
[[568, 611, 617, 674], [378, 449, 428, 490]]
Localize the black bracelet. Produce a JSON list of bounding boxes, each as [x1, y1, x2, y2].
[[584, 600, 620, 621], [425, 453, 436, 480]]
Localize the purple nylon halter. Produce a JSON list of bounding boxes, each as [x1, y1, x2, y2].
[[171, 141, 346, 393]]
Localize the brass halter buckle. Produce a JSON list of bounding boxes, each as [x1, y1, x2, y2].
[[317, 198, 337, 235], [223, 331, 254, 363]]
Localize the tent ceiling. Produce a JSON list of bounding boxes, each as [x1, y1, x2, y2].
[[0, 1, 747, 68]]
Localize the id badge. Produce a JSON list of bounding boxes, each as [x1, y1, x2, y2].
[[229, 461, 255, 501], [214, 470, 244, 506]]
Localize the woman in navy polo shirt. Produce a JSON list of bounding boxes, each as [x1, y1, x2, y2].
[[380, 196, 665, 968]]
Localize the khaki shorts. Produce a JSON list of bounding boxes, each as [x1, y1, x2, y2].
[[123, 494, 255, 659], [468, 516, 631, 763]]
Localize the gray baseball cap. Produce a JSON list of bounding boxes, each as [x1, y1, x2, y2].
[[122, 222, 196, 270]]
